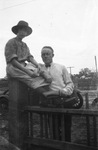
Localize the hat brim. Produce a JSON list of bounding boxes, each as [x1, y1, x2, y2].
[[12, 25, 32, 36]]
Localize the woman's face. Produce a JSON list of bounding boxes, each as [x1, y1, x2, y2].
[[17, 28, 28, 39]]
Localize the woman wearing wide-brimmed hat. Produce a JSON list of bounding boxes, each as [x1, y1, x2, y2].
[[5, 20, 52, 90]]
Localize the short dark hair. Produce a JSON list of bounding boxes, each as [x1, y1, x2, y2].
[[42, 46, 54, 54]]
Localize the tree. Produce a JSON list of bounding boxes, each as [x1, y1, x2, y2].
[[78, 68, 91, 78], [72, 68, 98, 90]]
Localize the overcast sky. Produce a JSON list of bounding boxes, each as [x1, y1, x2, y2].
[[0, 0, 98, 78]]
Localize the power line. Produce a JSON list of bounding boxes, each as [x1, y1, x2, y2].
[[0, 0, 34, 11]]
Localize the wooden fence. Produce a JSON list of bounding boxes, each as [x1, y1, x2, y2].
[[23, 106, 98, 150], [9, 79, 98, 150]]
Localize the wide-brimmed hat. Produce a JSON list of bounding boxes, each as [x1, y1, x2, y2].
[[11, 20, 32, 36]]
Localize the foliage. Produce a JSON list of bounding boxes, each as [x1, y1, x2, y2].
[[72, 68, 98, 90]]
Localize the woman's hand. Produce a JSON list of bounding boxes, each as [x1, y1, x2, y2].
[[39, 69, 52, 83], [26, 69, 39, 78], [38, 67, 44, 75], [45, 77, 52, 83]]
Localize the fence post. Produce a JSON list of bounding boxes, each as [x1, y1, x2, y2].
[[85, 93, 89, 109], [8, 78, 29, 149]]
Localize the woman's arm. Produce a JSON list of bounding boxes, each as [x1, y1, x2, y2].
[[28, 56, 39, 68], [11, 58, 38, 77]]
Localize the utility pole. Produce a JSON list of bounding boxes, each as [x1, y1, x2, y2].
[[94, 56, 98, 92], [67, 66, 74, 75], [95, 56, 97, 73]]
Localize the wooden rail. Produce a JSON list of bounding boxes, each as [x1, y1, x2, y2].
[[8, 79, 98, 150], [23, 107, 98, 150]]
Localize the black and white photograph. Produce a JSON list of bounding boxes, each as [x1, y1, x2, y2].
[[0, 0, 98, 150]]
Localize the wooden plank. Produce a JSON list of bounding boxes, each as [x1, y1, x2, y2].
[[44, 114, 48, 138], [29, 112, 33, 137], [85, 93, 89, 109], [93, 116, 97, 147], [23, 106, 98, 116], [61, 114, 65, 141], [49, 113, 53, 139], [8, 78, 29, 149], [54, 115, 60, 140], [24, 137, 97, 150], [86, 115, 90, 146], [40, 114, 43, 138], [28, 112, 31, 136]]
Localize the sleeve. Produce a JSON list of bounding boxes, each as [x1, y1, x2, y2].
[[62, 66, 74, 95], [26, 45, 34, 62], [5, 39, 18, 63]]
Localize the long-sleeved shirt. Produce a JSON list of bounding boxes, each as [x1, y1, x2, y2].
[[41, 62, 74, 95]]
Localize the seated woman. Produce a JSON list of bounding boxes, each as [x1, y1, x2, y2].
[[4, 20, 52, 94]]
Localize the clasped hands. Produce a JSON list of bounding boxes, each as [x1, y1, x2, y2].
[[27, 65, 52, 83], [38, 67, 52, 83]]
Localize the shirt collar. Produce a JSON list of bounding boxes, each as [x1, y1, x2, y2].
[[45, 62, 53, 68]]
